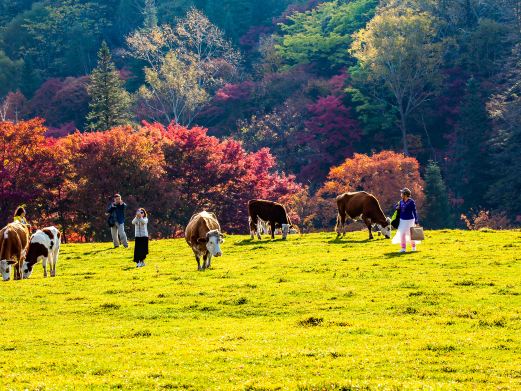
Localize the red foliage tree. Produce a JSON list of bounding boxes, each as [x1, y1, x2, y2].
[[55, 126, 169, 241], [144, 122, 303, 233], [299, 94, 362, 182], [25, 77, 89, 134], [318, 151, 425, 214], [0, 119, 56, 227]]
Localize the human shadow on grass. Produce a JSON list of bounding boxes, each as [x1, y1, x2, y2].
[[81, 247, 114, 256], [384, 251, 418, 258]]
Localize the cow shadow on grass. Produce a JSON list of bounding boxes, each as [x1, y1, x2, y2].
[[234, 238, 288, 246], [328, 236, 372, 244]]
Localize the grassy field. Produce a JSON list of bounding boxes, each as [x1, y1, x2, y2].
[[1, 230, 520, 390]]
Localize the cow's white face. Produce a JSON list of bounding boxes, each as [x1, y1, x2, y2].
[[206, 230, 224, 257], [1, 260, 11, 281], [378, 217, 392, 239], [282, 224, 290, 239], [22, 258, 41, 279]]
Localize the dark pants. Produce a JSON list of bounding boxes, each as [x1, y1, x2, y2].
[[134, 237, 149, 263]]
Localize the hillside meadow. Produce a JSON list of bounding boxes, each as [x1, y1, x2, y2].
[[1, 230, 520, 390]]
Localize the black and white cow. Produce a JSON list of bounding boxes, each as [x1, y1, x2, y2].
[[23, 226, 61, 279]]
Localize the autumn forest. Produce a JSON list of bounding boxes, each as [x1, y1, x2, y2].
[[1, 0, 520, 240]]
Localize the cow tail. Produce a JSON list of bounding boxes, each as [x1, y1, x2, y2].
[[0, 229, 10, 262]]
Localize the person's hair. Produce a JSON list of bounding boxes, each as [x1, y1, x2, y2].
[[401, 188, 412, 197], [139, 208, 147, 217], [114, 193, 121, 199], [14, 206, 26, 217]]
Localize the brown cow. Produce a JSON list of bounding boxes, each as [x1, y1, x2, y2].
[[185, 211, 224, 271], [335, 191, 392, 240], [0, 222, 30, 281], [248, 199, 298, 240]]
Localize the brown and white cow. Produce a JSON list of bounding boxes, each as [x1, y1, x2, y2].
[[248, 199, 298, 240], [0, 222, 30, 281], [185, 211, 224, 271], [23, 226, 61, 279], [335, 191, 392, 240]]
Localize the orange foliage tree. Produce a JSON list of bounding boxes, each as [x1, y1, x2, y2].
[[318, 151, 425, 215]]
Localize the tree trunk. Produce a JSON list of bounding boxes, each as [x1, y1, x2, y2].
[[398, 107, 409, 155]]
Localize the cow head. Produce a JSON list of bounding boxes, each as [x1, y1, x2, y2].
[[198, 230, 224, 257], [1, 259, 14, 281], [377, 217, 392, 239]]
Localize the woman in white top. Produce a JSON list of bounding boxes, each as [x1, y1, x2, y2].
[[132, 208, 149, 267]]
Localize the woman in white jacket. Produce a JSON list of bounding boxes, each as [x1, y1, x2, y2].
[[132, 208, 149, 267]]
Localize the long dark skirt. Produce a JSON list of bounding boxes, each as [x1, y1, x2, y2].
[[134, 236, 149, 263]]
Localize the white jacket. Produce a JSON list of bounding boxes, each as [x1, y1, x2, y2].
[[132, 216, 149, 237]]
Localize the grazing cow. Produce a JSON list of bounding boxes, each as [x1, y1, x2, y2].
[[23, 226, 61, 279], [185, 211, 224, 271], [248, 199, 298, 240], [0, 222, 30, 281], [335, 191, 392, 240]]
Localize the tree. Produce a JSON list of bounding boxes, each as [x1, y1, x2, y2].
[[127, 8, 241, 126], [486, 44, 521, 221], [276, 0, 378, 72], [0, 119, 55, 227], [350, 6, 444, 154], [0, 50, 22, 97], [422, 161, 452, 228], [86, 42, 132, 131], [143, 0, 158, 29], [448, 77, 493, 209], [318, 150, 425, 213]]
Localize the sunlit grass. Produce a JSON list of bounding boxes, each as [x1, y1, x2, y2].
[[1, 230, 520, 390]]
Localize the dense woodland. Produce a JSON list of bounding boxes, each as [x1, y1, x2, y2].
[[1, 0, 520, 240]]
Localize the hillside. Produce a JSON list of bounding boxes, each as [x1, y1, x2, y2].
[[1, 230, 520, 389]]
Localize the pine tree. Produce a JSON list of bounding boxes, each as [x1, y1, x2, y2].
[[423, 161, 452, 229], [449, 76, 493, 209], [143, 0, 158, 29], [86, 42, 131, 131]]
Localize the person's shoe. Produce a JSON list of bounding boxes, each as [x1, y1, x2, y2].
[[140, 261, 146, 267], [411, 247, 417, 252], [136, 262, 141, 268], [399, 248, 406, 253]]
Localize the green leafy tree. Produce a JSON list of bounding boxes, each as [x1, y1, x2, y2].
[[276, 0, 378, 72], [423, 161, 452, 228], [0, 50, 22, 97], [350, 6, 445, 154], [86, 42, 132, 131]]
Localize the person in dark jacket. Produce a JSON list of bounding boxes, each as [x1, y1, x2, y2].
[[391, 188, 420, 252], [107, 193, 128, 248]]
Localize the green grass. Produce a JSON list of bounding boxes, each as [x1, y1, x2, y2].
[[1, 230, 521, 390]]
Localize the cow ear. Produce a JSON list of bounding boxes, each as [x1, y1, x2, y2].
[[197, 238, 208, 244]]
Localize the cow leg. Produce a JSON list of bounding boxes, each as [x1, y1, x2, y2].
[[42, 257, 48, 277], [270, 221, 275, 239], [335, 214, 342, 237], [14, 262, 21, 280], [50, 254, 56, 277], [206, 254, 212, 269], [364, 217, 373, 239], [202, 254, 208, 270], [195, 254, 202, 271]]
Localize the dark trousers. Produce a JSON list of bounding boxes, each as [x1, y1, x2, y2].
[[134, 237, 149, 263]]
